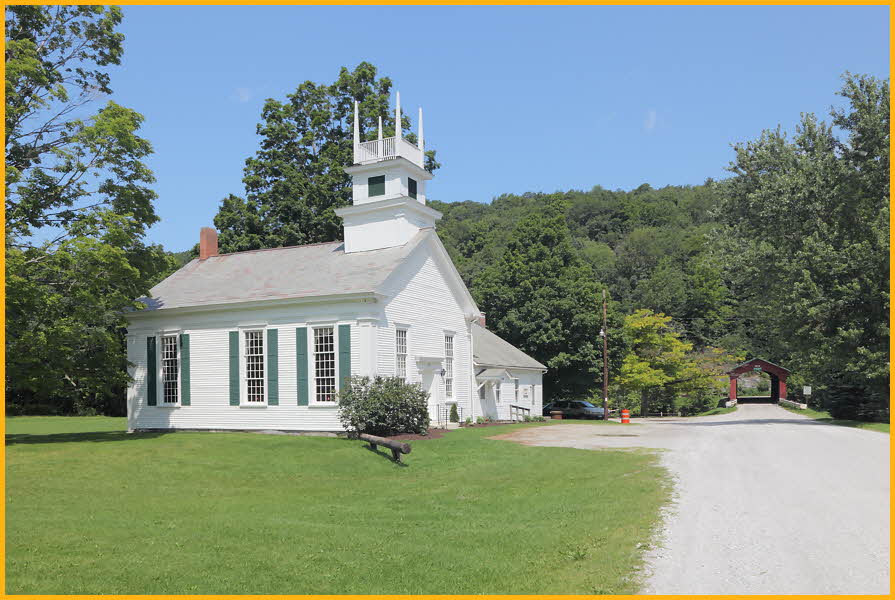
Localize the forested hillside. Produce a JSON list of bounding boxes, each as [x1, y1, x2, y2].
[[432, 182, 731, 348], [431, 71, 888, 422]]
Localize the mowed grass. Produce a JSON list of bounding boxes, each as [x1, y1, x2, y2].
[[6, 416, 670, 595], [778, 404, 890, 433]]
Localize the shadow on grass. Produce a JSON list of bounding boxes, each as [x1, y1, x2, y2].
[[6, 431, 166, 446], [362, 443, 409, 467]]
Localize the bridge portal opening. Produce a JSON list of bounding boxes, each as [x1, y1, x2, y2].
[[727, 359, 790, 405]]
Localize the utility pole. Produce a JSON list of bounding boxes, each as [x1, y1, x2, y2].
[[601, 289, 609, 420]]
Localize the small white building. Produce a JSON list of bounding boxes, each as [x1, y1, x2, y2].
[[125, 94, 546, 432]]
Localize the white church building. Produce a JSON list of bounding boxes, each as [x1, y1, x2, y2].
[[125, 94, 546, 432]]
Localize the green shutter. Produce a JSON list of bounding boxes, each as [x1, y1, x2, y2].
[[368, 175, 385, 196], [267, 328, 278, 406], [180, 333, 191, 406], [339, 324, 351, 392], [296, 327, 309, 406], [229, 331, 239, 406], [146, 336, 157, 406]]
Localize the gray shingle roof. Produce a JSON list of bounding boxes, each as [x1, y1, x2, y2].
[[472, 323, 547, 371], [134, 230, 431, 312], [476, 367, 511, 379]]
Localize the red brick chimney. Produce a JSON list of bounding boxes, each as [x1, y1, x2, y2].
[[199, 227, 218, 260], [478, 312, 486, 328]]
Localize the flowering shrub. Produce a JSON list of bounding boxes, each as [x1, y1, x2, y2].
[[337, 376, 430, 436]]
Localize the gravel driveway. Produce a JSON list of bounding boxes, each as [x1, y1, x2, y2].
[[496, 403, 889, 594]]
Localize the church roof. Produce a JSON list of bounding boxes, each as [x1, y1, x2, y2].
[[472, 323, 547, 371], [133, 230, 432, 313]]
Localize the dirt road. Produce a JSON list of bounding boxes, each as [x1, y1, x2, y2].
[[497, 404, 889, 594]]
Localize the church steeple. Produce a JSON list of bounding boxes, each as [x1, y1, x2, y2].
[[336, 91, 440, 253]]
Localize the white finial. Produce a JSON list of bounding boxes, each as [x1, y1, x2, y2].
[[353, 100, 360, 148], [418, 106, 424, 153], [395, 91, 401, 140], [378, 115, 382, 141]]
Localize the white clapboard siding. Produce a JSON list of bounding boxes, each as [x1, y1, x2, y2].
[[507, 370, 542, 419], [481, 370, 542, 421], [127, 299, 364, 431], [127, 240, 481, 431], [496, 381, 513, 421], [380, 249, 472, 420]]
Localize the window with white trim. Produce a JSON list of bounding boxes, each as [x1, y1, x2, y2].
[[161, 335, 179, 405], [396, 329, 408, 380], [444, 334, 454, 398], [244, 330, 265, 404], [313, 326, 337, 403], [514, 378, 520, 403]]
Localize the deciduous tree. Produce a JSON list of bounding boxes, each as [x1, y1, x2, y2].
[[714, 72, 889, 421], [474, 198, 619, 398], [213, 62, 439, 253], [5, 6, 171, 414]]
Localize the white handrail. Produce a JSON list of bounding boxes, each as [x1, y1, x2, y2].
[[354, 135, 423, 168]]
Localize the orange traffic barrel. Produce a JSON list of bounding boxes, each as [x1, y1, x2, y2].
[[621, 409, 630, 424]]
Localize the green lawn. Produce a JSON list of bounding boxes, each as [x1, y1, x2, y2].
[[6, 416, 670, 595], [778, 404, 890, 433]]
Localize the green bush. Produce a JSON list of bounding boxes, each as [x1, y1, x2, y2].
[[476, 416, 485, 424], [823, 374, 889, 423], [337, 376, 430, 436], [678, 389, 721, 416], [649, 388, 678, 415], [449, 403, 459, 423]]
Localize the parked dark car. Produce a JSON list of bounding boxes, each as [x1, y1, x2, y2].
[[542, 400, 606, 419]]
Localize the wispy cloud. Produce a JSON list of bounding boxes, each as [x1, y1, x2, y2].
[[597, 111, 617, 127], [643, 109, 658, 132], [232, 87, 253, 103]]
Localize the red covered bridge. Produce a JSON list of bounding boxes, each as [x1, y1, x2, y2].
[[727, 358, 790, 404]]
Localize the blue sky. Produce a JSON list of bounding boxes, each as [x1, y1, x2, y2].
[[110, 5, 889, 252]]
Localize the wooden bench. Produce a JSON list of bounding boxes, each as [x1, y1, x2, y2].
[[357, 433, 412, 463]]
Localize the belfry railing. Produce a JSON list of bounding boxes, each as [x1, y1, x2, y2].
[[354, 136, 423, 168]]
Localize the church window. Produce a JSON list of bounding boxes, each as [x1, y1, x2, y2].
[[368, 175, 385, 197], [444, 334, 454, 398], [396, 329, 408, 379]]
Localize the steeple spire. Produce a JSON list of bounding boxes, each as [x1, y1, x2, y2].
[[395, 91, 401, 140], [353, 100, 360, 149], [339, 89, 438, 253], [351, 91, 424, 169], [418, 106, 424, 154]]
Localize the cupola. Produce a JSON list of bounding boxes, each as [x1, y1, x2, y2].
[[335, 92, 441, 253]]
